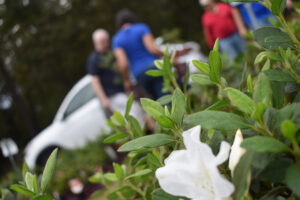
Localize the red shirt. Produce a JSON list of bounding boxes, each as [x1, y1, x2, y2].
[[202, 3, 237, 48]]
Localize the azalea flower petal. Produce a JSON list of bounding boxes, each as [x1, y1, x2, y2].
[[229, 129, 246, 173], [214, 141, 231, 165]]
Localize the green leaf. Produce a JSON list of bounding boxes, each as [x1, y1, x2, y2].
[[253, 74, 272, 106], [113, 163, 125, 180], [254, 27, 295, 50], [125, 92, 134, 120], [152, 188, 188, 200], [271, 0, 283, 16], [281, 120, 297, 140], [22, 162, 30, 180], [104, 132, 130, 144], [154, 60, 163, 70], [285, 164, 300, 197], [112, 111, 126, 126], [251, 103, 266, 121], [10, 184, 35, 197], [163, 45, 172, 76], [125, 169, 152, 180], [31, 195, 52, 200], [271, 81, 285, 109], [118, 134, 175, 152], [104, 173, 118, 182], [191, 74, 215, 86], [232, 151, 255, 200], [206, 100, 230, 111], [156, 94, 172, 105], [41, 148, 58, 193], [147, 153, 162, 170], [146, 70, 163, 77], [263, 69, 294, 82], [25, 172, 39, 194], [89, 172, 105, 183], [208, 50, 222, 83], [171, 88, 186, 125], [213, 38, 219, 51], [141, 98, 164, 119], [254, 51, 282, 65], [184, 111, 251, 131], [128, 116, 144, 138], [225, 87, 255, 114], [247, 74, 253, 93], [1, 189, 14, 200], [157, 115, 175, 128], [241, 136, 289, 153], [192, 60, 210, 74]]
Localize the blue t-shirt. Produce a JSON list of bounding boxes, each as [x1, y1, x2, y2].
[[231, 2, 274, 29], [86, 50, 124, 97], [112, 23, 158, 78]]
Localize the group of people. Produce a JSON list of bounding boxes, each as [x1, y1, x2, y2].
[[86, 10, 164, 125], [86, 1, 294, 124], [200, 0, 294, 59]]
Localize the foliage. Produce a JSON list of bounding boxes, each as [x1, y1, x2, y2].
[[85, 1, 300, 199]]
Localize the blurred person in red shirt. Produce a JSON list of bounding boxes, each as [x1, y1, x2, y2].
[[200, 0, 247, 59]]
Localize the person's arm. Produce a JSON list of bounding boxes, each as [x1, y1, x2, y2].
[[286, 0, 293, 10], [91, 76, 110, 108], [203, 26, 214, 49], [231, 7, 248, 38], [114, 48, 131, 93], [142, 33, 164, 57]]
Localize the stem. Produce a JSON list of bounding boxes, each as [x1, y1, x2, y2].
[[291, 139, 300, 162], [172, 128, 183, 141], [127, 182, 146, 200]]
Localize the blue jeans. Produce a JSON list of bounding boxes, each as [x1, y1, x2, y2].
[[219, 32, 245, 59], [136, 66, 164, 100]]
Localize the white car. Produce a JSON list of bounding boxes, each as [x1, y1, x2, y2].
[[24, 75, 111, 169]]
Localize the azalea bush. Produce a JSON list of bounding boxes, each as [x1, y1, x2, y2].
[[2, 0, 300, 200], [88, 0, 300, 199]]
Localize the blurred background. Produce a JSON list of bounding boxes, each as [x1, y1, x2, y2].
[[0, 0, 206, 174]]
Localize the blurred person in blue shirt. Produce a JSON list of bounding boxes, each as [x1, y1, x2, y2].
[[112, 9, 165, 100]]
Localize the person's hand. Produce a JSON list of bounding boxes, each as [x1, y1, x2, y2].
[[124, 80, 132, 94], [101, 97, 110, 109], [286, 0, 293, 10], [239, 28, 248, 39]]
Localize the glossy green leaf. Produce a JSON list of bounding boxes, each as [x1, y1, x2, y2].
[[241, 136, 289, 153], [253, 74, 272, 106], [191, 74, 215, 86], [118, 134, 175, 152], [263, 69, 294, 82], [41, 148, 57, 193], [10, 184, 35, 197], [128, 116, 144, 138], [104, 132, 130, 144], [281, 120, 297, 140], [271, 0, 283, 16], [22, 162, 30, 180], [157, 115, 175, 128], [146, 70, 163, 77], [125, 92, 134, 120], [247, 74, 253, 93], [206, 100, 230, 111], [171, 88, 186, 125], [285, 164, 300, 197], [208, 50, 222, 83], [184, 111, 251, 131], [225, 87, 255, 114], [113, 163, 125, 180], [141, 98, 164, 119], [104, 173, 118, 182], [25, 172, 39, 194], [192, 60, 210, 74], [125, 169, 152, 180], [154, 60, 164, 70], [254, 27, 295, 50]]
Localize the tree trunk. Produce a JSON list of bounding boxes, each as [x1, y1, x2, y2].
[[0, 57, 36, 137]]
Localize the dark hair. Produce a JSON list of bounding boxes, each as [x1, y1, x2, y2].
[[115, 9, 137, 29]]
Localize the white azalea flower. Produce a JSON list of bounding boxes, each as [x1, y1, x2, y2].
[[155, 125, 234, 200], [229, 129, 246, 175]]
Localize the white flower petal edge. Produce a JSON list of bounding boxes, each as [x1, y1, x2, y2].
[[229, 129, 246, 175], [155, 125, 235, 200]]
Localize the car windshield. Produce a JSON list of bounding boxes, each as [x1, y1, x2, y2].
[[63, 83, 96, 119]]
